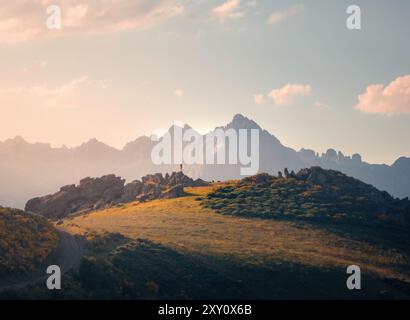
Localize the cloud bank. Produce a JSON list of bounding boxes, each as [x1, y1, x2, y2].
[[211, 0, 244, 22], [268, 4, 303, 24], [355, 75, 410, 116], [0, 0, 184, 43], [0, 76, 102, 109], [268, 84, 312, 106]]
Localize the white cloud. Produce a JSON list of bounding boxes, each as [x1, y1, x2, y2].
[[254, 94, 265, 105], [268, 84, 312, 106], [355, 75, 410, 116], [174, 89, 184, 98], [0, 0, 184, 43], [0, 76, 94, 109], [211, 0, 244, 22], [268, 4, 303, 24]]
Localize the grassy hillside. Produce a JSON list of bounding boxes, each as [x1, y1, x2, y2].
[[201, 168, 410, 227], [4, 168, 410, 299], [200, 169, 410, 254], [56, 183, 410, 298], [0, 207, 59, 283], [4, 232, 409, 300]]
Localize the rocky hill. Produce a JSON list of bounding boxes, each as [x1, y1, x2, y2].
[[201, 167, 410, 228], [25, 172, 207, 219]]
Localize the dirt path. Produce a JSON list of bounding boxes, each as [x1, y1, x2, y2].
[[54, 229, 84, 272], [0, 229, 84, 292]]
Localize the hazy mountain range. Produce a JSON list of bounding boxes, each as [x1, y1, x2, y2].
[[1, 114, 409, 208]]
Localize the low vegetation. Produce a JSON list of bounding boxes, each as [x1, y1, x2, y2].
[[2, 167, 410, 299], [201, 168, 410, 228], [58, 181, 410, 293], [4, 233, 410, 299], [0, 207, 59, 281]]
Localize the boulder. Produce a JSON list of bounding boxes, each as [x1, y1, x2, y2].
[[25, 174, 126, 219], [121, 180, 143, 202], [161, 184, 185, 199]]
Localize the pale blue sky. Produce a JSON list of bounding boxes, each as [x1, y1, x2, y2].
[[1, 0, 409, 164]]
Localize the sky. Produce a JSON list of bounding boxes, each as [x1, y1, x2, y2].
[[0, 0, 409, 164]]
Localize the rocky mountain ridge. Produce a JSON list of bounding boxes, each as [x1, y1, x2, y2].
[[1, 114, 409, 208], [25, 172, 207, 219]]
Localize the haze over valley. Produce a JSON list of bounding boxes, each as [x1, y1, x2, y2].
[[1, 114, 409, 209]]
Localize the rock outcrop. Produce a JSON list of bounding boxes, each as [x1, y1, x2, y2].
[[25, 172, 208, 219]]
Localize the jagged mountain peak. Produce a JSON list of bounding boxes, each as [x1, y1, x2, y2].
[[82, 138, 104, 146], [226, 114, 261, 130], [2, 135, 28, 145], [75, 138, 119, 154], [0, 114, 410, 209], [392, 157, 410, 170], [79, 138, 111, 148]]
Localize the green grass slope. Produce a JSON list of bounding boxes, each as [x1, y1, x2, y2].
[[201, 167, 410, 227]]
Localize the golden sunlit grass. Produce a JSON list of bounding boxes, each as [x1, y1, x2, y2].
[[61, 185, 410, 281]]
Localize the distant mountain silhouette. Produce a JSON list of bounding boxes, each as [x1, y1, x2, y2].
[[1, 114, 409, 208]]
